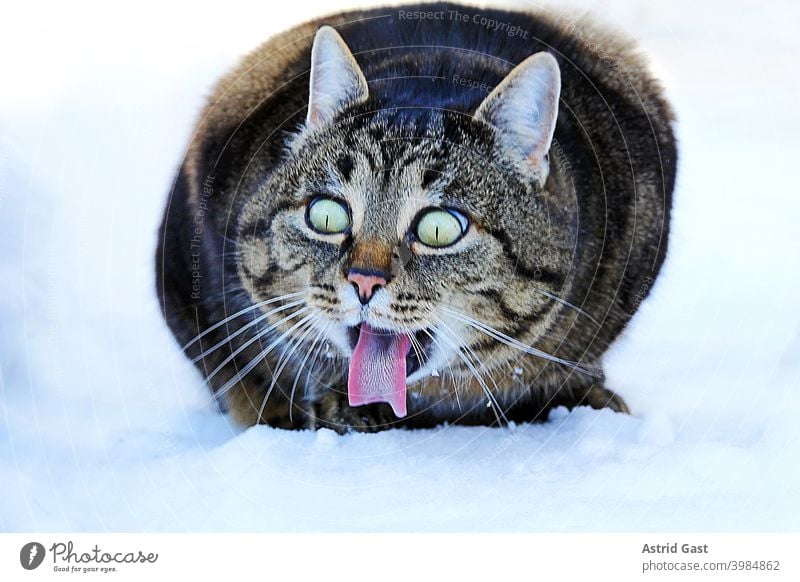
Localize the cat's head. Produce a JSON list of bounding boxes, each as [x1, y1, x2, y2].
[[236, 27, 574, 417]]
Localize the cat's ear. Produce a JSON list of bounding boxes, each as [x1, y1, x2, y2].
[[306, 26, 369, 130], [474, 52, 561, 181]]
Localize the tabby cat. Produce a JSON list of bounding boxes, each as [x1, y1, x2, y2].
[[156, 2, 676, 432]]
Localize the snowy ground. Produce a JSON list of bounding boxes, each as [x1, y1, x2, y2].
[[1, 0, 799, 531]]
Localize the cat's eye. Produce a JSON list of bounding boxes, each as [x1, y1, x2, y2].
[[306, 197, 351, 234], [414, 208, 468, 248]]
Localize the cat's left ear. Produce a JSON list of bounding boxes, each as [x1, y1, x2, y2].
[[306, 26, 369, 130], [474, 52, 561, 181]]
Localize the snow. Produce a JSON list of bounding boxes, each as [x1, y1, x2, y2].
[[1, 0, 799, 531]]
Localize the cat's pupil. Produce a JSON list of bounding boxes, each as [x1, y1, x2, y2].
[[415, 208, 466, 248], [307, 197, 350, 234]]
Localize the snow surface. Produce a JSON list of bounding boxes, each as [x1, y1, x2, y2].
[[1, 0, 799, 531]]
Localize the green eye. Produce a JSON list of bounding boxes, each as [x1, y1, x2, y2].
[[307, 197, 350, 234], [415, 208, 468, 248]]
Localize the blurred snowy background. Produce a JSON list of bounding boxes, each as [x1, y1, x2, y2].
[[1, 0, 798, 531]]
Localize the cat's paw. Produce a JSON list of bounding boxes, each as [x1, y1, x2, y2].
[[309, 389, 396, 433], [582, 384, 630, 414]]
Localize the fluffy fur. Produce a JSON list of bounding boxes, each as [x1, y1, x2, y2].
[[156, 2, 677, 432]]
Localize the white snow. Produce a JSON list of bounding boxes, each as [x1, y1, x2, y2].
[[1, 0, 799, 531]]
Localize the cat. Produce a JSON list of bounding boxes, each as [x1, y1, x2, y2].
[[156, 2, 677, 432]]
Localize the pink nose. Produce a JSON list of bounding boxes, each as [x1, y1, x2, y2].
[[347, 269, 388, 304]]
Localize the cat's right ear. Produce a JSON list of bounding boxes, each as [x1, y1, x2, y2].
[[305, 26, 369, 130]]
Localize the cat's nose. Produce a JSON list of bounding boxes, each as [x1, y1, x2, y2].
[[347, 268, 389, 305]]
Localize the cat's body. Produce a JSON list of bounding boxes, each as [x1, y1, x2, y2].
[[156, 2, 676, 432]]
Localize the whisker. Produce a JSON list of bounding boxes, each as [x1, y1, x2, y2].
[[431, 320, 507, 424], [435, 317, 503, 393], [304, 333, 339, 393], [182, 291, 304, 351], [538, 290, 601, 327], [439, 306, 601, 378], [288, 319, 332, 423], [190, 298, 305, 363], [204, 306, 311, 384], [418, 327, 463, 412], [258, 315, 319, 421], [218, 232, 240, 248], [403, 325, 426, 370], [215, 313, 316, 400]]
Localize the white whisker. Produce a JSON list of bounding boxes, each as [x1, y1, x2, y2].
[[205, 306, 311, 384], [288, 319, 333, 423], [191, 298, 305, 363], [215, 313, 316, 400], [182, 291, 304, 351], [418, 327, 463, 413], [257, 315, 319, 421], [538, 290, 601, 327], [439, 306, 601, 377], [430, 320, 507, 424], [435, 317, 503, 394]]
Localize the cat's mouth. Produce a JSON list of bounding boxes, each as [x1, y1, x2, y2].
[[345, 323, 433, 418]]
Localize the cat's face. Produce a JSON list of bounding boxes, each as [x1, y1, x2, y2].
[[235, 27, 571, 416]]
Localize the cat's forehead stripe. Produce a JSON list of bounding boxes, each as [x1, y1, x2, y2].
[[330, 139, 442, 236]]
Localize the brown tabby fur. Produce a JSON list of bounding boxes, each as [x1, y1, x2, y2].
[[156, 2, 676, 432]]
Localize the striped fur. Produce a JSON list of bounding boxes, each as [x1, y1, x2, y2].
[[155, 2, 676, 432]]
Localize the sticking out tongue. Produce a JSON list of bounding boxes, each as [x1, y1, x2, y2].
[[347, 323, 411, 418]]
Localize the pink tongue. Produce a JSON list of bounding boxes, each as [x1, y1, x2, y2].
[[347, 323, 411, 418]]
